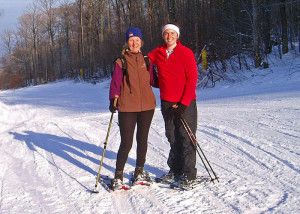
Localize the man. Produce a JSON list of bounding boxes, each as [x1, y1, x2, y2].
[[148, 23, 198, 186]]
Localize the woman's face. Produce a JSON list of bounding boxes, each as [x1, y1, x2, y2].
[[163, 29, 178, 48], [127, 37, 142, 53]]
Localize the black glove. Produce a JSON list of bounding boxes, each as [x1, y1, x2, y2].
[[109, 99, 118, 113], [165, 103, 187, 121], [173, 103, 187, 118]]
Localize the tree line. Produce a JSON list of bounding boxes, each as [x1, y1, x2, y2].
[[0, 0, 299, 89]]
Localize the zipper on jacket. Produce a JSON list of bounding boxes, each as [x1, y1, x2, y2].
[[136, 56, 143, 111], [128, 56, 132, 94]]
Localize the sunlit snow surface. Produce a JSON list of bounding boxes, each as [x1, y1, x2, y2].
[[0, 51, 299, 213]]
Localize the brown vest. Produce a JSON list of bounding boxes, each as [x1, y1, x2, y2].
[[116, 51, 156, 112]]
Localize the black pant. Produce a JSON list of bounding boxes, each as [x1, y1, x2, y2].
[[116, 109, 154, 172], [161, 99, 197, 180]]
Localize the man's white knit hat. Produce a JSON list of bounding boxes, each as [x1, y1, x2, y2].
[[162, 24, 180, 37]]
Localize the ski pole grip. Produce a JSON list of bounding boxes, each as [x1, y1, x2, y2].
[[113, 95, 119, 107]]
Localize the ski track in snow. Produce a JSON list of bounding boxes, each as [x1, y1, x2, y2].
[[0, 59, 300, 213]]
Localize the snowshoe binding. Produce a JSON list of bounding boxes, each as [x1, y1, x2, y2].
[[110, 171, 131, 191], [131, 167, 152, 186], [170, 175, 209, 191], [110, 178, 131, 191], [155, 172, 180, 184]]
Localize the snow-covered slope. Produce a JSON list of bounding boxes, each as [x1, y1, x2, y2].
[[0, 52, 299, 213]]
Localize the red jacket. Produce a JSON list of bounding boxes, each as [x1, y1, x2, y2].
[[148, 40, 197, 106]]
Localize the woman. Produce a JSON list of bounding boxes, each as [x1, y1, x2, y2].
[[109, 27, 157, 190], [148, 23, 198, 187]]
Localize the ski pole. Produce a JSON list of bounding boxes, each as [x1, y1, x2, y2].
[[182, 118, 219, 182], [179, 118, 215, 182], [92, 96, 118, 193], [180, 117, 219, 183], [183, 120, 214, 182]]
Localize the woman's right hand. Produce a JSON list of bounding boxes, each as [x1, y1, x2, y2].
[[109, 96, 119, 113]]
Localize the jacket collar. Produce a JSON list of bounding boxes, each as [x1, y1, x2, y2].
[[125, 48, 142, 56], [159, 40, 182, 55]]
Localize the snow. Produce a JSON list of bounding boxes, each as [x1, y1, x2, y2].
[[0, 51, 300, 213]]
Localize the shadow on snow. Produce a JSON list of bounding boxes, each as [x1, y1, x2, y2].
[[10, 131, 164, 183]]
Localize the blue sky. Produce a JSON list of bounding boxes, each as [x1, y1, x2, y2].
[[0, 0, 75, 58], [0, 0, 34, 55], [0, 0, 34, 33]]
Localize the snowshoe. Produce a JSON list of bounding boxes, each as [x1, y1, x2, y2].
[[155, 172, 180, 184], [170, 175, 209, 191], [110, 178, 131, 191], [131, 168, 152, 186], [93, 176, 111, 193]]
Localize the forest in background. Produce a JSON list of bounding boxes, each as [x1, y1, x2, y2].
[[0, 0, 299, 89]]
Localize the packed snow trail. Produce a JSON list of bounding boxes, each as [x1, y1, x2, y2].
[[0, 54, 300, 213]]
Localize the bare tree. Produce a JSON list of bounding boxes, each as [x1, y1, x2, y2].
[[76, 0, 84, 71], [0, 30, 15, 61], [252, 0, 262, 67], [58, 0, 76, 78], [2, 0, 300, 89], [261, 0, 272, 54], [280, 0, 288, 54], [17, 13, 35, 85], [38, 0, 58, 81], [23, 2, 41, 85]]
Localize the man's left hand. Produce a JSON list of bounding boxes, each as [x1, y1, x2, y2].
[[173, 103, 187, 118]]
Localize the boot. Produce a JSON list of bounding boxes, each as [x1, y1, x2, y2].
[[131, 167, 152, 186], [156, 171, 181, 183], [110, 171, 130, 191], [171, 174, 200, 190], [134, 167, 144, 178], [115, 171, 123, 181]]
